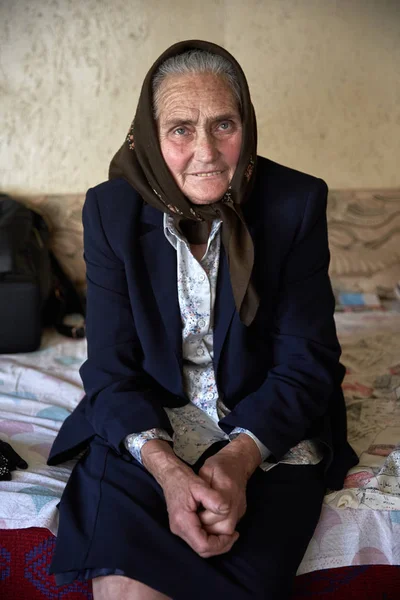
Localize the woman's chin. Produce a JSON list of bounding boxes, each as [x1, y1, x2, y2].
[[185, 181, 230, 205]]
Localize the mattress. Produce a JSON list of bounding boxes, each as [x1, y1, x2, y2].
[[1, 310, 400, 575]]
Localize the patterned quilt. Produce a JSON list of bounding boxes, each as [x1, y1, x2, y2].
[[0, 331, 86, 533], [0, 310, 400, 575]]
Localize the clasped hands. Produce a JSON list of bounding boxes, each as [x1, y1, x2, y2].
[[142, 434, 261, 558]]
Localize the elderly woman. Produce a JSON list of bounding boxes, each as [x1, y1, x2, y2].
[[48, 40, 358, 599]]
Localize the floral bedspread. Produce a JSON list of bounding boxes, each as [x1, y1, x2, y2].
[[327, 311, 400, 511], [0, 331, 86, 534], [0, 311, 400, 574], [300, 310, 400, 574]]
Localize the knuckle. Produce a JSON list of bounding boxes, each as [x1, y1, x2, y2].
[[193, 480, 207, 493], [224, 536, 236, 549], [195, 541, 209, 555], [225, 523, 236, 535], [169, 521, 179, 535], [169, 515, 183, 535], [214, 521, 234, 535]]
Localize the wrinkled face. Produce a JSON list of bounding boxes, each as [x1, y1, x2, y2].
[[157, 72, 242, 205]]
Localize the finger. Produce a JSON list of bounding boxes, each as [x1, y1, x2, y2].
[[170, 509, 210, 548], [202, 516, 237, 536], [198, 508, 225, 526], [198, 508, 237, 533], [172, 511, 237, 558], [203, 521, 236, 536], [188, 525, 238, 558], [198, 465, 213, 485], [193, 484, 230, 516], [198, 531, 240, 558]]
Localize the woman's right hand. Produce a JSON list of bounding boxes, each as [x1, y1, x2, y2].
[[141, 440, 239, 558]]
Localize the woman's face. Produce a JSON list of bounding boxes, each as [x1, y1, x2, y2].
[[157, 72, 242, 205]]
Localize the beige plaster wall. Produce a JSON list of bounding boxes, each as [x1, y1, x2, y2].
[[1, 0, 399, 194]]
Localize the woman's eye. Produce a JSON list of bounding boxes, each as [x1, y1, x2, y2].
[[218, 121, 232, 131], [173, 127, 187, 136]]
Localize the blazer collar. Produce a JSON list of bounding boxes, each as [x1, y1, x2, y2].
[[213, 244, 236, 375], [140, 203, 163, 230], [139, 214, 182, 371], [140, 199, 257, 235]]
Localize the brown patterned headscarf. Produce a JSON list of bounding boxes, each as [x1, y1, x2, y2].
[[109, 40, 259, 325]]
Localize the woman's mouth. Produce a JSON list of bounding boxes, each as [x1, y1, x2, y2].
[[191, 170, 223, 178]]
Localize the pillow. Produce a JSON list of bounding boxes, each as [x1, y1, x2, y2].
[[16, 194, 86, 293], [327, 189, 400, 296]]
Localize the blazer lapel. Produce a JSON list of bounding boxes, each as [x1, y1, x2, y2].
[[139, 205, 182, 369], [213, 217, 257, 376], [213, 244, 236, 375]]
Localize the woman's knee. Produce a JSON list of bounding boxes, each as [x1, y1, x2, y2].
[[92, 575, 172, 600]]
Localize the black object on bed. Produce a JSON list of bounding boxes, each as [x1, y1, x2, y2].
[[0, 194, 85, 354], [0, 439, 28, 481]]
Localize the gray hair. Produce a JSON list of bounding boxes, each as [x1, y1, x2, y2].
[[152, 50, 241, 119]]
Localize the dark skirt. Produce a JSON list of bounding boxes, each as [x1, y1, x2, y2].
[[50, 438, 326, 600]]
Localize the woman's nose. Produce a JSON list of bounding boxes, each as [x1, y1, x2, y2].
[[194, 132, 219, 163]]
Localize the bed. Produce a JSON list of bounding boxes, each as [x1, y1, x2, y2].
[[1, 187, 400, 599]]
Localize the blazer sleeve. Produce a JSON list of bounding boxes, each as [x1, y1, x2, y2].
[[79, 188, 174, 454], [219, 179, 341, 460]]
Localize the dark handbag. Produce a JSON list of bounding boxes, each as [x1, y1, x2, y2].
[[0, 194, 85, 353]]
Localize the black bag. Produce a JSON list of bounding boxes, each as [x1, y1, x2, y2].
[[0, 194, 85, 354]]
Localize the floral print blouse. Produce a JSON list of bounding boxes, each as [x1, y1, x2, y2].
[[125, 215, 324, 471]]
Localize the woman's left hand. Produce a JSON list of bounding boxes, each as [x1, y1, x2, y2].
[[197, 434, 261, 536]]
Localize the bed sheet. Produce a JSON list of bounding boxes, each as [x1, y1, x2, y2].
[[0, 330, 86, 534], [0, 311, 400, 575], [300, 310, 400, 574], [327, 311, 400, 512]]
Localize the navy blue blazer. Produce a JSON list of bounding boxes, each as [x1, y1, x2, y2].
[[48, 157, 358, 489]]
